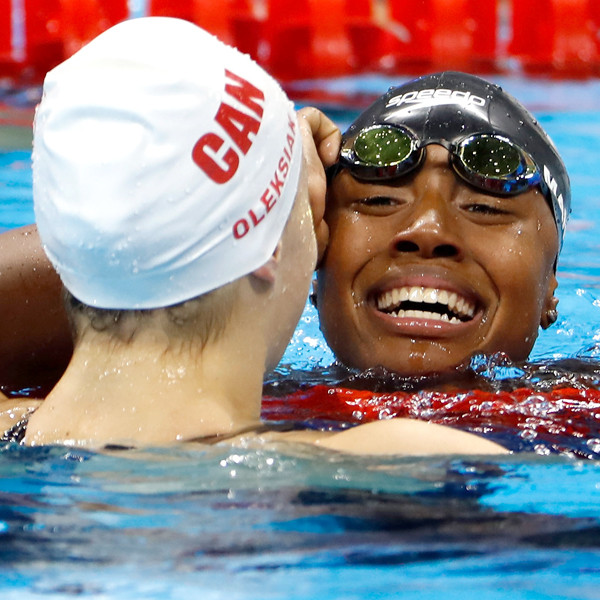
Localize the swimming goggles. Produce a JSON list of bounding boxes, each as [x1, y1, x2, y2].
[[337, 124, 542, 197]]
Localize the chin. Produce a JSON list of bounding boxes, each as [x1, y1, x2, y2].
[[335, 349, 465, 377]]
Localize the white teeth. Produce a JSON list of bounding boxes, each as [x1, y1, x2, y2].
[[456, 296, 464, 313], [448, 292, 458, 311], [408, 286, 422, 302], [423, 288, 438, 304], [376, 285, 476, 321], [378, 291, 393, 310], [393, 309, 461, 323]]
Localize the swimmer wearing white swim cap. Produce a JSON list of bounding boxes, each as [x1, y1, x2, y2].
[[19, 16, 315, 446]]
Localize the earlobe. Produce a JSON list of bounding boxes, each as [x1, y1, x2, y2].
[[250, 241, 281, 285], [540, 274, 559, 329]]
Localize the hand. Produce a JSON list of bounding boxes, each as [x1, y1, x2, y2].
[[297, 107, 341, 264]]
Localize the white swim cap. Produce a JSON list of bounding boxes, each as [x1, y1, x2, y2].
[[33, 17, 302, 309]]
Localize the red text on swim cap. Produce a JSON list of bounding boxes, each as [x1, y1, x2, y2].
[[192, 70, 264, 184], [232, 114, 297, 240]]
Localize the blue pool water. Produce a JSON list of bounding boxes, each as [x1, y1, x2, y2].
[[1, 77, 600, 598], [1, 446, 600, 599]]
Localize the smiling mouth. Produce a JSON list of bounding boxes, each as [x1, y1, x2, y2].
[[375, 286, 476, 324]]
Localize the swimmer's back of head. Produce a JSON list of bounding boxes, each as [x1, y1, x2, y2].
[[33, 17, 303, 310]]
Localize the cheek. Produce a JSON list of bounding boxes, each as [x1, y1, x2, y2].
[[483, 217, 556, 285], [327, 214, 384, 271], [485, 234, 556, 355], [502, 230, 556, 295], [317, 225, 366, 348]]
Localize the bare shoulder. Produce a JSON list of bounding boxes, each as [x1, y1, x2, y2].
[[0, 396, 43, 435], [258, 419, 507, 456]]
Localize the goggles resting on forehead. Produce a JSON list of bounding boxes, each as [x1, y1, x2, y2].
[[337, 124, 544, 198]]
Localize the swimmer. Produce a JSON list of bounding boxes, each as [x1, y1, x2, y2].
[[315, 71, 570, 376], [0, 18, 502, 454]]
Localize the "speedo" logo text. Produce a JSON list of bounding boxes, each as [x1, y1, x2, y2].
[[386, 88, 487, 108]]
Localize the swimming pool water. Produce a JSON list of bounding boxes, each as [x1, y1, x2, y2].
[[1, 445, 600, 600], [1, 76, 600, 598]]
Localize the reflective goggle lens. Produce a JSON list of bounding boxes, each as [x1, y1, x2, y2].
[[453, 134, 540, 195], [339, 125, 541, 196], [458, 135, 522, 178], [352, 126, 415, 166], [340, 125, 421, 180]]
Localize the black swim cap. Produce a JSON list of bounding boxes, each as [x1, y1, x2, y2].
[[342, 71, 570, 247]]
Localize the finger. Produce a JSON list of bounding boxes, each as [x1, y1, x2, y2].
[[297, 106, 341, 167], [296, 107, 339, 266]]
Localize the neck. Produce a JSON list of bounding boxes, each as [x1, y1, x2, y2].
[[24, 316, 268, 448]]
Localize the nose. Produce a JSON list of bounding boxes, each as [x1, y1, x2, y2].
[[391, 145, 464, 260]]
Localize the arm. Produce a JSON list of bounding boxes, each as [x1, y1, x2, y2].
[[272, 419, 507, 456], [0, 225, 72, 392], [315, 419, 507, 455]]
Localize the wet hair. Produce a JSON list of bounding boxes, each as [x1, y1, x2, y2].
[[64, 281, 240, 348]]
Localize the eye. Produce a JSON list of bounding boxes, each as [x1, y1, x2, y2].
[[462, 202, 509, 216], [353, 196, 404, 214], [360, 196, 398, 206]]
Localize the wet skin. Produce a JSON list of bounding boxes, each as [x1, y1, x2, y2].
[[316, 144, 559, 375]]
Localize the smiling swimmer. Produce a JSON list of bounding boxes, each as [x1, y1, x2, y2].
[[316, 71, 570, 376]]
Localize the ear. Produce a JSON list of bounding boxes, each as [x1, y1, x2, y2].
[[250, 241, 282, 285], [540, 273, 559, 329]]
